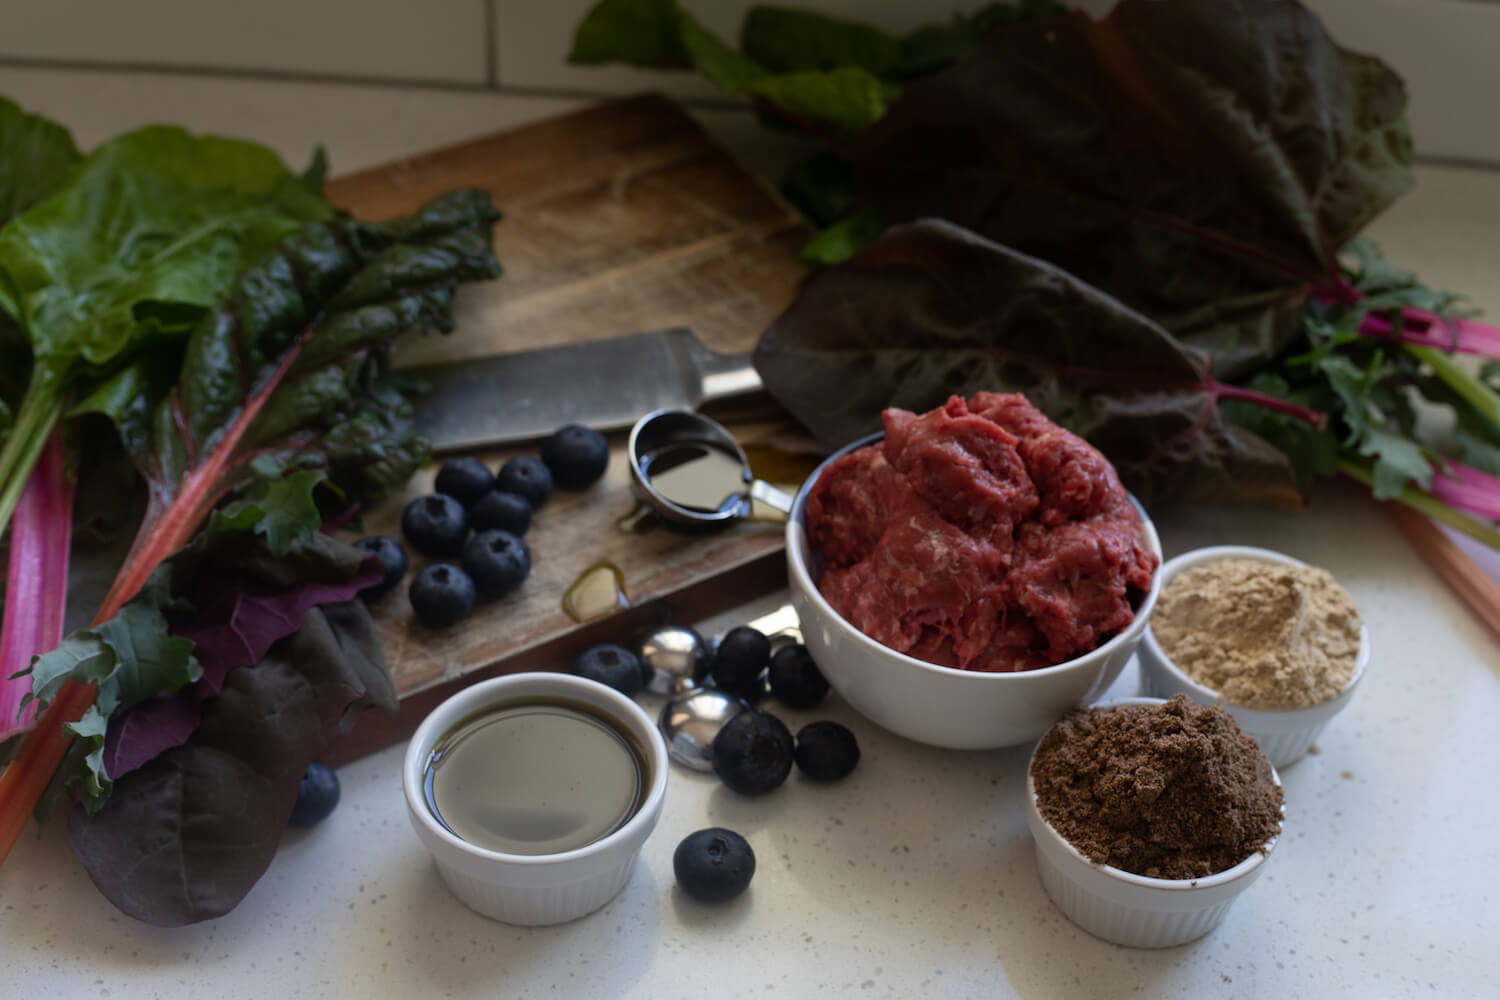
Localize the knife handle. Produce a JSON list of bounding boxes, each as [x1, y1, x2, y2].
[[690, 340, 763, 403]]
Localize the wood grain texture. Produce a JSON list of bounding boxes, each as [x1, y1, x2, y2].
[[320, 96, 815, 762], [1386, 505, 1500, 645]]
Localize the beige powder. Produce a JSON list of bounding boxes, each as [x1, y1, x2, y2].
[[1152, 558, 1362, 710]]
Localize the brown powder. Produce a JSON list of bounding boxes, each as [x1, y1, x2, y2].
[[1030, 695, 1283, 880], [1152, 558, 1362, 710]]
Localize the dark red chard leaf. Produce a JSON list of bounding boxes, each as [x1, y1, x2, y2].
[[850, 0, 1413, 378], [69, 600, 392, 927], [753, 220, 1300, 508], [100, 545, 384, 781], [14, 494, 386, 808]]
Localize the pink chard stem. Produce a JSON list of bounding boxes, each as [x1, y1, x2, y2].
[[1431, 460, 1500, 522], [0, 431, 74, 743], [1358, 310, 1500, 358], [1207, 380, 1328, 429]]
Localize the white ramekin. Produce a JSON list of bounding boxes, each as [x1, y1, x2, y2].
[[786, 432, 1164, 750], [402, 672, 669, 926], [1026, 697, 1283, 948], [1137, 545, 1370, 768]]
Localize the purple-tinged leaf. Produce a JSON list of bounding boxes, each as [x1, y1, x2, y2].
[[99, 555, 381, 781], [70, 601, 390, 926]]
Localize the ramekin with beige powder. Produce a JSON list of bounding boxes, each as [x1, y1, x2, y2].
[[1149, 556, 1362, 711]]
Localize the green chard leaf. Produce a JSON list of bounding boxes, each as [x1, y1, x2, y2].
[[569, 1, 893, 134], [851, 0, 1414, 379], [747, 67, 897, 134], [117, 189, 501, 543], [0, 125, 335, 535], [740, 6, 902, 76], [753, 219, 1300, 508], [800, 208, 884, 268], [778, 152, 858, 227], [0, 126, 332, 378], [0, 96, 82, 222], [569, 0, 690, 67], [207, 467, 327, 556], [2, 603, 200, 783], [1358, 425, 1433, 498], [1219, 373, 1341, 497]]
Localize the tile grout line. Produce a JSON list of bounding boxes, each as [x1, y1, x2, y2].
[[0, 54, 1498, 174], [0, 53, 751, 111]]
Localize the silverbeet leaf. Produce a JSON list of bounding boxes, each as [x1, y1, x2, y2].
[[568, 0, 892, 133], [68, 600, 391, 927], [851, 0, 1414, 378], [0, 126, 331, 389], [740, 6, 901, 76], [753, 220, 1299, 508], [87, 189, 499, 543], [0, 96, 82, 222]]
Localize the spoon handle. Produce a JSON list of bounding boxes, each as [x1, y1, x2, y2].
[[749, 479, 794, 515]]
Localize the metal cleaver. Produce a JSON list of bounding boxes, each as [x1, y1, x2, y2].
[[406, 328, 765, 453]]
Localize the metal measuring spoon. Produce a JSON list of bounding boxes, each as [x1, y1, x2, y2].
[[639, 624, 711, 695], [658, 688, 752, 771], [627, 409, 795, 528]]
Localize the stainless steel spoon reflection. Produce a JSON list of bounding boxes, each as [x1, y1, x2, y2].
[[627, 409, 794, 528], [658, 688, 752, 772]]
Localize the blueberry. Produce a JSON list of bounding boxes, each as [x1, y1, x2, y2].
[[461, 529, 531, 599], [409, 563, 476, 628], [709, 626, 772, 690], [768, 644, 830, 709], [469, 490, 532, 535], [352, 535, 407, 599], [711, 710, 794, 796], [720, 673, 771, 706], [433, 457, 495, 507], [496, 456, 553, 509], [794, 721, 860, 782], [289, 762, 340, 827], [573, 644, 644, 696], [401, 493, 469, 557], [673, 827, 755, 903], [540, 424, 610, 490]]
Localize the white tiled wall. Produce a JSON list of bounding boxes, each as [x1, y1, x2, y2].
[[0, 0, 491, 84], [1, 0, 1498, 162]]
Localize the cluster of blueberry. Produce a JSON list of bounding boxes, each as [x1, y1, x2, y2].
[[352, 424, 611, 628], [574, 625, 860, 904]]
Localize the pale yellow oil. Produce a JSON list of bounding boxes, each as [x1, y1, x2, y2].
[[562, 561, 630, 623], [421, 698, 648, 856]]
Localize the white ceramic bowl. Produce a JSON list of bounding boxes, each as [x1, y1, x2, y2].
[[402, 673, 669, 926], [1137, 545, 1370, 768], [786, 433, 1163, 750], [1026, 697, 1283, 948]]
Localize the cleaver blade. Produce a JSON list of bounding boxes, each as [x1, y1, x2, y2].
[[407, 328, 764, 453]]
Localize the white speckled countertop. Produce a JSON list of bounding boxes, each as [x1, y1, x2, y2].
[[0, 67, 1497, 1000]]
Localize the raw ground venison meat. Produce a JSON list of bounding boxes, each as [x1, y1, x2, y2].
[[805, 393, 1157, 671]]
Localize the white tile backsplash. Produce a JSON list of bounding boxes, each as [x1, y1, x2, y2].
[[1304, 0, 1500, 162], [0, 0, 490, 85], [0, 0, 1496, 162], [494, 0, 1020, 99], [0, 67, 579, 173]]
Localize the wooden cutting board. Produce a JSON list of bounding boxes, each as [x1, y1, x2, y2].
[[320, 95, 815, 764]]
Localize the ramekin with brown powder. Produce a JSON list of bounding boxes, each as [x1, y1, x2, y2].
[[1029, 695, 1283, 880]]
